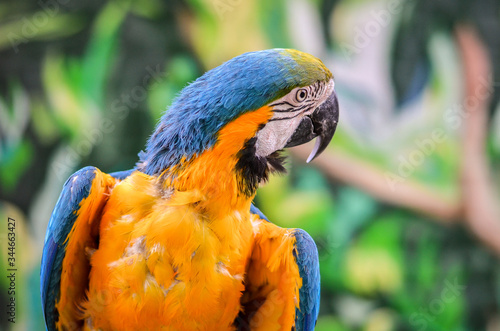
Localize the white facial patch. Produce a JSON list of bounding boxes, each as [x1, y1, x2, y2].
[[255, 79, 335, 157]]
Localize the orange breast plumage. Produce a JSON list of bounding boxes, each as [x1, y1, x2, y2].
[[82, 172, 255, 330]]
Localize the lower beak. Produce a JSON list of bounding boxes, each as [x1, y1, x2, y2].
[[284, 90, 339, 162]]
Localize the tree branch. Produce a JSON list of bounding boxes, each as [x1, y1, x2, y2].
[[291, 146, 460, 223], [455, 25, 500, 256]]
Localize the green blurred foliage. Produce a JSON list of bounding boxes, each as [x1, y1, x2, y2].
[[0, 0, 499, 330]]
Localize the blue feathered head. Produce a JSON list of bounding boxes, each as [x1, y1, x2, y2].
[[140, 48, 337, 177]]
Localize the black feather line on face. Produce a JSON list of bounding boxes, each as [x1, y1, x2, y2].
[[235, 137, 287, 197]]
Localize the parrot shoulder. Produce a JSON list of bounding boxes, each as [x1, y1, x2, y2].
[[238, 208, 320, 331], [41, 166, 117, 330]]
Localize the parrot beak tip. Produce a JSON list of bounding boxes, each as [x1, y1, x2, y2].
[[306, 136, 323, 163]]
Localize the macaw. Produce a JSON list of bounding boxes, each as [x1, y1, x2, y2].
[[41, 49, 339, 331]]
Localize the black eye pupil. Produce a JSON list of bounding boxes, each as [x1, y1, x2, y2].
[[298, 90, 306, 101]]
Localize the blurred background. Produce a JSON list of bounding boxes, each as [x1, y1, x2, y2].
[[1, 0, 500, 330]]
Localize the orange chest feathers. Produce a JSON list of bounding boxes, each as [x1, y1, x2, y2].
[[82, 172, 256, 331]]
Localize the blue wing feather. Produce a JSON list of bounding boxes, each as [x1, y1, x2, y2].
[[40, 166, 97, 330], [109, 168, 134, 180], [248, 204, 320, 330], [249, 203, 269, 222], [293, 229, 320, 331]]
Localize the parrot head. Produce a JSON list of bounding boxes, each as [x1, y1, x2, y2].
[[140, 49, 339, 195]]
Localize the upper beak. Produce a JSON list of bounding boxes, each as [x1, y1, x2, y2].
[[284, 90, 339, 162]]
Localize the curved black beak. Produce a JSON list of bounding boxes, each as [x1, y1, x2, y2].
[[284, 90, 339, 162]]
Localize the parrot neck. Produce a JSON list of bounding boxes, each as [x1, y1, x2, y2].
[[154, 105, 285, 205]]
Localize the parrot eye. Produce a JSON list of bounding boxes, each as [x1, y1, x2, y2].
[[295, 89, 308, 102]]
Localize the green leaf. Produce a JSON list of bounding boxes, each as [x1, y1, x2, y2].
[[81, 1, 128, 106], [0, 139, 33, 192]]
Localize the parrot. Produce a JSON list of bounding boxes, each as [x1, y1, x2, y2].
[[41, 48, 339, 331]]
